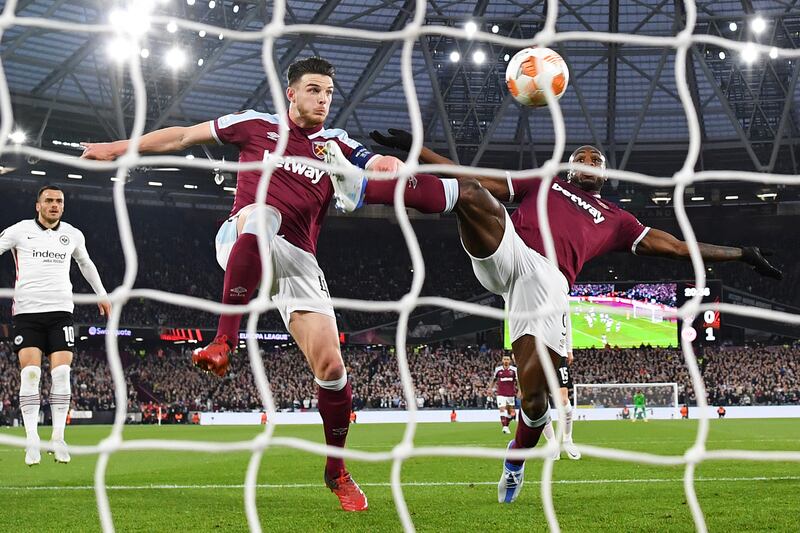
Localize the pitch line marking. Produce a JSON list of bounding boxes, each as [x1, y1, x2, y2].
[[0, 475, 798, 491]]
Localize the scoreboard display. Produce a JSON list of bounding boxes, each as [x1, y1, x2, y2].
[[675, 280, 723, 346], [502, 280, 723, 350]]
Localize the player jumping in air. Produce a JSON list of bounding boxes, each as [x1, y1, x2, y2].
[[0, 186, 111, 466], [633, 390, 647, 422], [81, 57, 403, 512], [489, 355, 519, 434], [328, 129, 782, 504]]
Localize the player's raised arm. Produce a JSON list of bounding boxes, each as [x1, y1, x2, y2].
[[636, 228, 783, 280], [72, 232, 112, 317], [369, 128, 512, 201], [80, 121, 217, 161]]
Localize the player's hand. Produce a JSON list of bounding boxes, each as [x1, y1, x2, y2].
[[98, 300, 112, 317], [369, 154, 404, 176], [741, 247, 782, 280], [369, 129, 413, 152], [567, 350, 574, 366], [80, 141, 122, 161]]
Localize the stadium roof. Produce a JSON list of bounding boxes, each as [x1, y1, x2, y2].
[[1, 0, 799, 204]]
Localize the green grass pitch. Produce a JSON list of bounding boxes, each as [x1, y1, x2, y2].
[[1, 419, 798, 532], [570, 299, 678, 349]]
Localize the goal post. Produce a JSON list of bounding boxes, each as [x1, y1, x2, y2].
[[573, 382, 679, 419], [632, 301, 665, 323]]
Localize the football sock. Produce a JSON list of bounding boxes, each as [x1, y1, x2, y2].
[[50, 365, 71, 442], [507, 408, 549, 467], [563, 403, 574, 442], [316, 374, 352, 478], [216, 233, 262, 345], [19, 366, 41, 441], [364, 174, 458, 213], [542, 417, 555, 442]]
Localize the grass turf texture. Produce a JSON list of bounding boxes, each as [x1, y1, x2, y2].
[[0, 419, 798, 532]]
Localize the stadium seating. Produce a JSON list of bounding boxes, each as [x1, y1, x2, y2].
[[0, 341, 796, 425]]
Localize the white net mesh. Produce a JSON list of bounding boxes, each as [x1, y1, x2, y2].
[[1, 1, 800, 532]]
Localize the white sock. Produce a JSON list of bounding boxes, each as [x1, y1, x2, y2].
[[542, 417, 555, 442], [563, 403, 574, 442], [19, 366, 41, 441], [50, 365, 71, 442]]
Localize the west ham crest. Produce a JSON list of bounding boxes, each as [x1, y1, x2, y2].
[[313, 141, 327, 160]]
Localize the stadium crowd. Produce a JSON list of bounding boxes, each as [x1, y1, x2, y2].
[[0, 193, 796, 333], [0, 341, 798, 424]]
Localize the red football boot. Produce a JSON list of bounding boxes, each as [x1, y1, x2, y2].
[[324, 469, 368, 512], [191, 335, 231, 377]]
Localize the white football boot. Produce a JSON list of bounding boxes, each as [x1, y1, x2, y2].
[[563, 439, 581, 460], [25, 435, 41, 466], [325, 140, 366, 213], [52, 439, 71, 463], [498, 440, 525, 503], [551, 443, 561, 461]]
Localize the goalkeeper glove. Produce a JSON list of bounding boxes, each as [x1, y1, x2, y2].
[[369, 128, 413, 152], [741, 247, 782, 280]]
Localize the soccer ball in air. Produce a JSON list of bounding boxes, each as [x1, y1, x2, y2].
[[505, 47, 569, 107]]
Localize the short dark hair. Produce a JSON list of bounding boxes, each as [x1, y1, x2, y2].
[[37, 185, 63, 200], [287, 56, 335, 86]]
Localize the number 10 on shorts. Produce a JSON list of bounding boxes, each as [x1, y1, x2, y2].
[[63, 325, 75, 344]]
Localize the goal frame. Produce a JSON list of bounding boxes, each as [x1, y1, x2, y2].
[[573, 382, 679, 410]]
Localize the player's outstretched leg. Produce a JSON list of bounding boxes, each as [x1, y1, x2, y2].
[[498, 335, 561, 503], [19, 364, 41, 466], [49, 363, 72, 463], [291, 311, 368, 512], [193, 205, 281, 376], [326, 140, 459, 215]]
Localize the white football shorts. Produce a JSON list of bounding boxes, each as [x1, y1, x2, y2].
[[215, 215, 335, 328], [496, 395, 516, 409], [464, 209, 569, 357]]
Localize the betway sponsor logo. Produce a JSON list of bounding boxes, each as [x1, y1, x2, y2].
[[272, 157, 327, 184], [552, 182, 605, 224], [32, 249, 68, 260]]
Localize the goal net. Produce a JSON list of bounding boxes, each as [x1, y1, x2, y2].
[[1, 1, 799, 533], [633, 301, 665, 324], [574, 382, 679, 418]]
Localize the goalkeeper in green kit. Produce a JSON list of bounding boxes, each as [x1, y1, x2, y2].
[[633, 390, 647, 422]]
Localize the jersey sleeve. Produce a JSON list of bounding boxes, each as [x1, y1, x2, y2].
[[616, 209, 650, 254], [0, 224, 18, 255], [210, 110, 273, 147], [329, 130, 379, 169], [508, 177, 540, 203], [71, 230, 89, 263], [72, 230, 108, 296]]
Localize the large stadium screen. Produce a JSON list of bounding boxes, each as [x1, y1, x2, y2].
[[504, 282, 679, 349]]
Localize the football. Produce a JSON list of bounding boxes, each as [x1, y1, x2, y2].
[[505, 47, 570, 107]]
